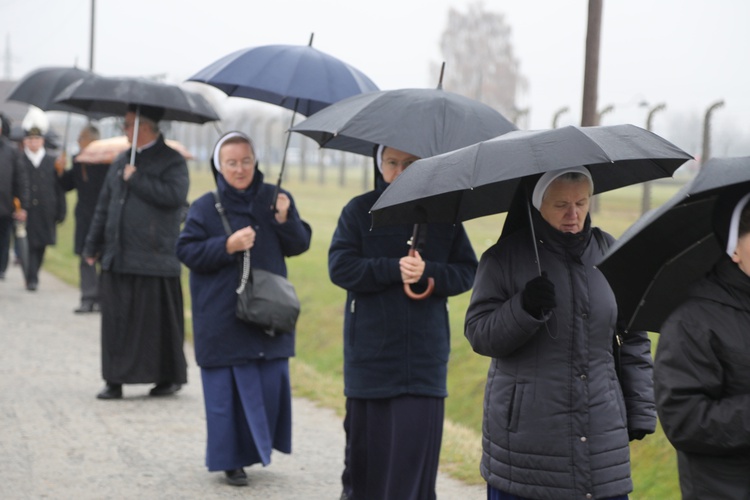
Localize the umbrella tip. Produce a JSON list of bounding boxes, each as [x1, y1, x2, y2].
[[308, 33, 314, 46], [437, 62, 445, 90]]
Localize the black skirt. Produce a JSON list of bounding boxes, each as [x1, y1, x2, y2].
[[99, 271, 187, 384]]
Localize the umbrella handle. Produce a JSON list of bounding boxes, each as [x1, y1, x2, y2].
[[403, 247, 435, 300]]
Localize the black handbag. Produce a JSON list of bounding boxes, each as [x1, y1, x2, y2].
[[213, 192, 300, 336]]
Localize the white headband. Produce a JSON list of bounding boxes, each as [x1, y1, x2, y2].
[[725, 192, 750, 257], [213, 131, 250, 173], [375, 144, 385, 174], [532, 166, 594, 210]]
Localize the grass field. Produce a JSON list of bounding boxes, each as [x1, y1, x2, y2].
[[45, 162, 684, 498]]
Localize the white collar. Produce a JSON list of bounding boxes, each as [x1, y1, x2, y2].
[[24, 147, 46, 167]]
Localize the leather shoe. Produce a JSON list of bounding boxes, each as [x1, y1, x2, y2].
[[96, 383, 122, 400], [149, 382, 182, 397], [74, 302, 95, 314], [224, 468, 248, 487]]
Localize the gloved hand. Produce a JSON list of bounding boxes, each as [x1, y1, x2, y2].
[[521, 271, 556, 318], [628, 429, 649, 441]]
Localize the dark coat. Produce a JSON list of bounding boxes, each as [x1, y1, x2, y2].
[[23, 151, 65, 249], [0, 137, 28, 218], [176, 171, 312, 368], [328, 177, 478, 399], [464, 208, 656, 500], [58, 158, 111, 254], [83, 135, 188, 277], [655, 256, 750, 500]]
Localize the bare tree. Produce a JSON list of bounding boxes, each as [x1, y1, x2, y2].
[[436, 1, 527, 117]]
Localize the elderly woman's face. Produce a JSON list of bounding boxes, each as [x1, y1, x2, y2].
[[220, 141, 255, 190], [731, 233, 750, 277], [539, 178, 591, 234], [381, 147, 419, 184]]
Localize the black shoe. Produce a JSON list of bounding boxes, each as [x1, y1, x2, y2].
[[74, 302, 95, 314], [149, 382, 182, 397], [96, 383, 122, 400], [224, 468, 248, 487], [26, 282, 37, 291]]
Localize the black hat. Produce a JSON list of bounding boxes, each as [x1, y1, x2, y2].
[[24, 126, 44, 138], [127, 103, 165, 123]]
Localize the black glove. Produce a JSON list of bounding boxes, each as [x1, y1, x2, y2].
[[628, 429, 649, 441], [521, 271, 556, 318]]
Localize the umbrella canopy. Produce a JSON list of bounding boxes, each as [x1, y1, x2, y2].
[[597, 156, 750, 333], [6, 66, 101, 115], [290, 87, 518, 158], [53, 75, 220, 124], [187, 40, 379, 117], [370, 124, 693, 227], [75, 135, 194, 164]]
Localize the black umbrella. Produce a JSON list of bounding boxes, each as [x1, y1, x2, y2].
[[290, 84, 517, 159], [370, 124, 692, 227], [6, 66, 99, 114], [187, 33, 379, 208], [7, 66, 108, 157], [54, 75, 220, 124], [11, 198, 30, 283], [597, 156, 750, 333], [54, 75, 220, 164], [292, 67, 518, 299]]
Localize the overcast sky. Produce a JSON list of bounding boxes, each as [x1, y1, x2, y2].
[[2, 0, 748, 156]]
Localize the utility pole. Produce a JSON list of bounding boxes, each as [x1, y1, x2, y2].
[[581, 0, 603, 212], [641, 103, 666, 215], [89, 0, 96, 71], [581, 0, 603, 127]]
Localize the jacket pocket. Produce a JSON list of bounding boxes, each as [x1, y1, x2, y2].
[[508, 382, 524, 433]]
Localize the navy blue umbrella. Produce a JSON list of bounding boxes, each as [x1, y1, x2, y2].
[[187, 34, 379, 208], [188, 35, 378, 117]]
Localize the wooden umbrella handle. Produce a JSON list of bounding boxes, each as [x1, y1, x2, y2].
[[403, 248, 435, 300]]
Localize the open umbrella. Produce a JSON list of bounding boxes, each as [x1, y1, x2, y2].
[[54, 74, 219, 164], [292, 67, 518, 299], [187, 33, 379, 208], [54, 75, 219, 124], [75, 135, 194, 164], [6, 66, 99, 115], [290, 82, 517, 158], [370, 124, 692, 228], [6, 66, 108, 158], [597, 156, 750, 333]]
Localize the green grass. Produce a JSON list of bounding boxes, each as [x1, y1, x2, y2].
[[45, 166, 683, 497]]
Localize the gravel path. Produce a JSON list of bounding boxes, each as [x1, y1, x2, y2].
[[0, 266, 485, 499]]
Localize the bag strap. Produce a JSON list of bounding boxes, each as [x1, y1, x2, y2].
[[212, 191, 251, 294]]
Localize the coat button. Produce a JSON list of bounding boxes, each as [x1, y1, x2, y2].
[[586, 494, 593, 499], [582, 313, 588, 319], [580, 436, 587, 442], [580, 374, 587, 380]]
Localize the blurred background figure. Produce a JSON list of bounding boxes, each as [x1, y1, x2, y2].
[[0, 113, 29, 281], [56, 124, 110, 313], [84, 104, 188, 400], [20, 109, 66, 291]]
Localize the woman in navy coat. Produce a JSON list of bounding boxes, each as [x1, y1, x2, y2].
[[176, 131, 311, 486]]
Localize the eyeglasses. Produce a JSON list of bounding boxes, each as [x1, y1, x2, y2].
[[221, 158, 254, 170]]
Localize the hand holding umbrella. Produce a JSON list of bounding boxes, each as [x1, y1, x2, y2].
[[401, 224, 435, 300]]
